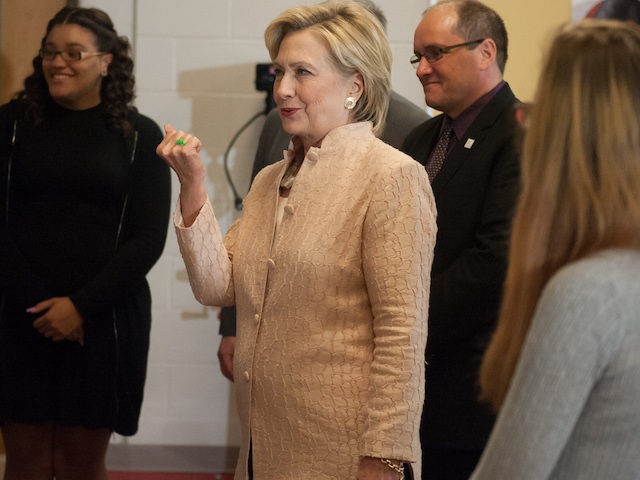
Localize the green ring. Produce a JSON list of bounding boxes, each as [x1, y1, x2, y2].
[[176, 138, 186, 146]]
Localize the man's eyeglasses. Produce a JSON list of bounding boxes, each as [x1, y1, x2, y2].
[[410, 39, 485, 68], [39, 49, 105, 62]]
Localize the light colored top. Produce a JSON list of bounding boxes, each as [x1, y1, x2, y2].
[[472, 249, 640, 480], [175, 122, 437, 480]]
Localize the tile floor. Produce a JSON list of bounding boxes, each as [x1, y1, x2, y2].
[[106, 445, 239, 473], [0, 445, 238, 477]]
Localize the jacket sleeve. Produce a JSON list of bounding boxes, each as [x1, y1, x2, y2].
[[70, 116, 171, 319], [0, 101, 16, 293], [0, 101, 52, 307], [174, 199, 237, 307], [359, 156, 437, 462]]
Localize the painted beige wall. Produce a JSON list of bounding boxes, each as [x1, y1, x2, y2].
[[0, 0, 66, 103], [485, 0, 572, 101]]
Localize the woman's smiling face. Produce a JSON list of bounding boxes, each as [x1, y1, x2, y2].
[[41, 23, 112, 110], [272, 28, 362, 150]]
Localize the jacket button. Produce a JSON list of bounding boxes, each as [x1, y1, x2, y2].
[[284, 204, 294, 215], [267, 258, 276, 269], [254, 313, 260, 324], [243, 371, 250, 381]]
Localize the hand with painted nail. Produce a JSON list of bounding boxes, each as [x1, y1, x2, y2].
[[30, 296, 84, 343], [156, 124, 207, 227]]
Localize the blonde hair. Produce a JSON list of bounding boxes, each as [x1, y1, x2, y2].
[[480, 19, 640, 410], [264, 0, 391, 136]]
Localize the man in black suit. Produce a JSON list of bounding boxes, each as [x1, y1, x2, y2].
[[402, 1, 520, 479], [216, 1, 429, 382]]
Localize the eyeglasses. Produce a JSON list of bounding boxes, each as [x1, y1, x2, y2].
[[410, 39, 485, 68], [39, 48, 105, 62]]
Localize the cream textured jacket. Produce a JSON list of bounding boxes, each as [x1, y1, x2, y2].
[[175, 122, 437, 479]]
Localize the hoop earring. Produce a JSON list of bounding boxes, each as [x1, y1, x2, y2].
[[344, 96, 357, 110]]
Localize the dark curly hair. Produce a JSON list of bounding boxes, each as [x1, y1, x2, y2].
[[17, 6, 137, 135]]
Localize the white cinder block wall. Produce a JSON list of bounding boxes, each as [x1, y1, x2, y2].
[[80, 0, 429, 446]]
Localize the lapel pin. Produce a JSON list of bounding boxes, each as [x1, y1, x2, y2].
[[464, 138, 475, 149]]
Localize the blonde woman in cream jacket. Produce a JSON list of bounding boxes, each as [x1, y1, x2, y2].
[[157, 3, 436, 479]]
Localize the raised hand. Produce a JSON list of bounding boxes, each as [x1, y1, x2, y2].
[[156, 124, 207, 226]]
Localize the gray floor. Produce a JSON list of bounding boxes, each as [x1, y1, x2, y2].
[[106, 444, 239, 473]]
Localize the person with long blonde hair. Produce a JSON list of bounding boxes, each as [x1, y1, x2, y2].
[[472, 19, 640, 479]]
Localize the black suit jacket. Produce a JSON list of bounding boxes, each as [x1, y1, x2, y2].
[[402, 83, 520, 449]]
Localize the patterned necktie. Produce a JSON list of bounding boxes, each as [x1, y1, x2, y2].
[[426, 127, 454, 182]]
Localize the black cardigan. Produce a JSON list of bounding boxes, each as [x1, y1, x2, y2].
[[0, 99, 171, 434]]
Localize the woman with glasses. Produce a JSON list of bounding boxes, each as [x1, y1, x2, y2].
[[472, 19, 640, 479], [0, 6, 170, 479]]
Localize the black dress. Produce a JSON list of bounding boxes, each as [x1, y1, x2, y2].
[[0, 99, 171, 435]]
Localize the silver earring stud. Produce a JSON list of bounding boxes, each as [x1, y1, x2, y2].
[[344, 96, 357, 110]]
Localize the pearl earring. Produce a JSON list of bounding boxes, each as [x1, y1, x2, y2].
[[344, 96, 357, 110]]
